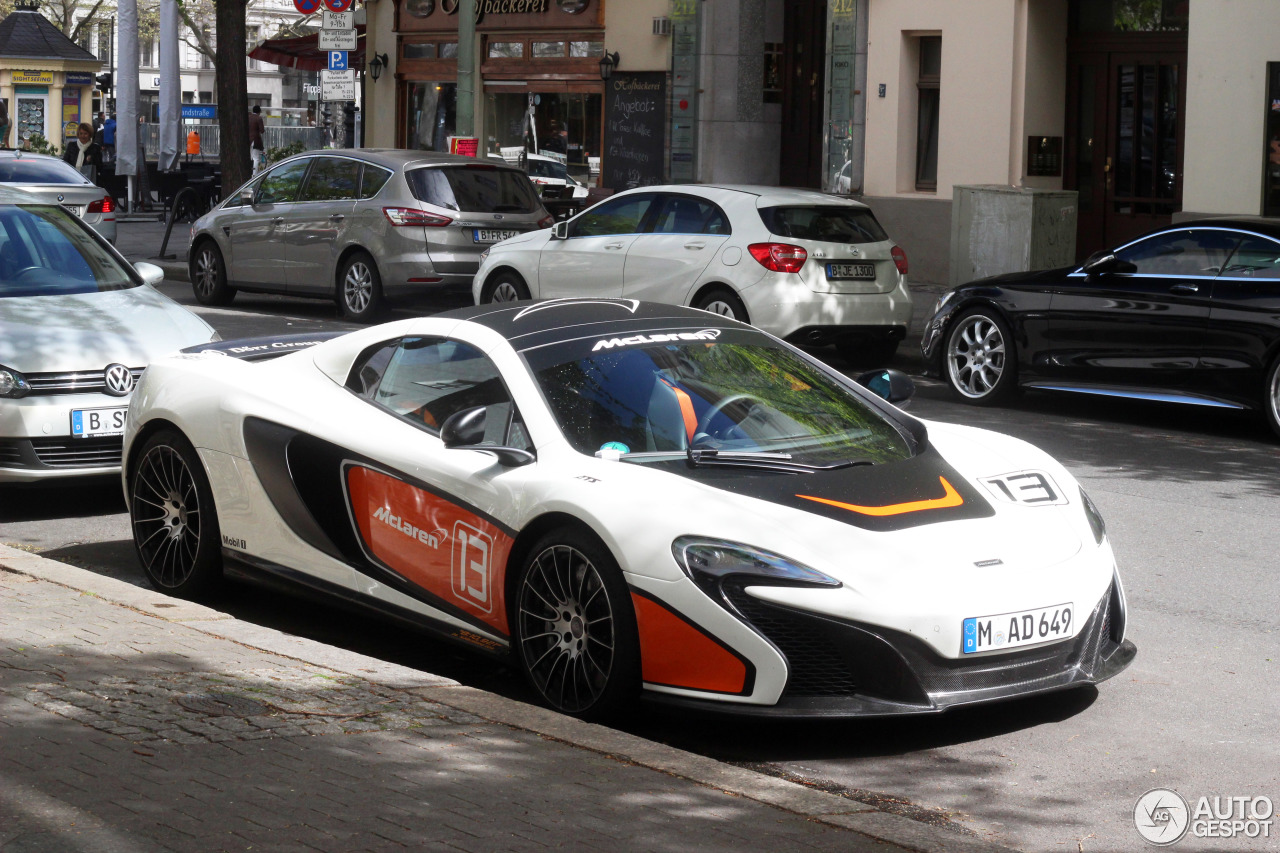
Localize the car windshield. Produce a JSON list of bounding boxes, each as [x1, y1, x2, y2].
[[528, 159, 568, 180], [524, 328, 912, 466], [0, 204, 136, 297], [406, 164, 542, 214], [0, 158, 91, 185], [759, 206, 888, 244]]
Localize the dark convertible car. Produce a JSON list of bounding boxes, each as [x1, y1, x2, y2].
[[922, 219, 1280, 438]]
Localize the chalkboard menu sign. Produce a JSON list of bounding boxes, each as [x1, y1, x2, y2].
[[603, 72, 667, 191]]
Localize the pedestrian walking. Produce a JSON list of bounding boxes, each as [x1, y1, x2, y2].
[[62, 122, 103, 184], [0, 98, 10, 150], [249, 105, 266, 173], [101, 113, 116, 162]]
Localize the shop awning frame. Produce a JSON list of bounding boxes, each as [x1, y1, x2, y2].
[[249, 27, 366, 72]]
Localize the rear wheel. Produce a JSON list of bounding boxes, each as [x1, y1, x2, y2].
[[338, 252, 384, 322], [190, 240, 236, 306], [1264, 356, 1280, 440], [944, 308, 1018, 404], [514, 527, 639, 719], [481, 270, 531, 303], [695, 287, 749, 324], [129, 430, 223, 598]]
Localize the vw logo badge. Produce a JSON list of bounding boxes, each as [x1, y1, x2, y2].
[[104, 364, 135, 397]]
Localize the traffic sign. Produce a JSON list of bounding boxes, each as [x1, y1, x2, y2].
[[319, 29, 356, 51], [322, 0, 353, 12], [321, 69, 356, 101], [327, 50, 348, 71], [322, 10, 353, 28], [293, 0, 321, 14]]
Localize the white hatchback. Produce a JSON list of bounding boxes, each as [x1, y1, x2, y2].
[[473, 184, 912, 364]]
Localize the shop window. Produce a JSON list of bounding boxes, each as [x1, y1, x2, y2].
[[488, 42, 524, 59], [533, 41, 566, 58], [407, 82, 457, 152], [404, 43, 437, 59], [570, 40, 602, 58], [1266, 63, 1280, 217], [915, 36, 941, 192], [440, 43, 458, 59], [763, 42, 782, 104]]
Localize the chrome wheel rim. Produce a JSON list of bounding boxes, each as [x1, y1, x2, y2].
[[492, 280, 522, 302], [702, 298, 739, 319], [947, 315, 1007, 399], [132, 445, 201, 589], [518, 544, 615, 714], [343, 261, 373, 314], [193, 247, 218, 298], [1270, 365, 1280, 428]]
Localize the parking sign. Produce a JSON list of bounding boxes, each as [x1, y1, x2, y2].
[[328, 51, 348, 71]]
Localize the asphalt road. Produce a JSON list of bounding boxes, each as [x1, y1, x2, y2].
[[4, 281, 1279, 852]]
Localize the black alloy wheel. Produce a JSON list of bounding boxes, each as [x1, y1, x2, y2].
[[129, 430, 223, 597], [190, 240, 236, 306], [1265, 356, 1280, 440], [338, 251, 385, 323], [482, 270, 531, 303], [694, 287, 749, 324], [944, 308, 1018, 404], [514, 528, 639, 719]]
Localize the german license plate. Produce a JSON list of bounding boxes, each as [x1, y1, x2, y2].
[[962, 602, 1073, 654], [64, 205, 83, 217], [473, 229, 520, 243], [826, 262, 876, 280], [71, 407, 128, 438]]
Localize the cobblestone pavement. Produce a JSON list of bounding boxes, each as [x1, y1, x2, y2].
[[1, 556, 1015, 853]]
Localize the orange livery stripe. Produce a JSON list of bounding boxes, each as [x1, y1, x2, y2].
[[797, 476, 964, 516]]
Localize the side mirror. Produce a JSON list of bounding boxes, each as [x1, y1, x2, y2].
[[855, 368, 915, 405], [551, 221, 568, 240], [134, 261, 165, 286], [439, 406, 536, 467], [1082, 251, 1117, 276], [240, 187, 255, 205]]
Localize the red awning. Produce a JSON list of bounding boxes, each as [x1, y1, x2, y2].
[[248, 27, 366, 72]]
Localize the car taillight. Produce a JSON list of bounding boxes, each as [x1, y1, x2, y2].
[[384, 207, 452, 227], [87, 194, 115, 214], [891, 245, 909, 275], [537, 214, 554, 229], [748, 242, 808, 273]]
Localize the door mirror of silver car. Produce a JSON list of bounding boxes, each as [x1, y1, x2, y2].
[[240, 187, 255, 205], [133, 261, 165, 287], [440, 406, 536, 467], [855, 368, 915, 405], [551, 221, 568, 240]]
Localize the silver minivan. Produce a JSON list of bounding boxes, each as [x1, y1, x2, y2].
[[188, 149, 551, 321]]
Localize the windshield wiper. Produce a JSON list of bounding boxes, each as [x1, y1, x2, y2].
[[685, 448, 874, 474]]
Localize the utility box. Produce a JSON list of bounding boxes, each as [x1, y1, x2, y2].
[[949, 185, 1078, 288]]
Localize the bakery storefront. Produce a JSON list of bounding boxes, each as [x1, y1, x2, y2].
[[395, 0, 603, 179]]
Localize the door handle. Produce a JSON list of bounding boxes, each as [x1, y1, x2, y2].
[[329, 213, 345, 221], [273, 217, 285, 225], [604, 242, 625, 250], [1169, 283, 1199, 295], [684, 241, 706, 250]]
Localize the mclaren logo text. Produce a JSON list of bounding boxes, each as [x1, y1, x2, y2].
[[592, 329, 721, 351], [373, 505, 443, 548]]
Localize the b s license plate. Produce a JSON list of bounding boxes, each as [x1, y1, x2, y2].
[[71, 407, 128, 438], [826, 262, 876, 280], [473, 229, 520, 243], [962, 603, 1073, 654]]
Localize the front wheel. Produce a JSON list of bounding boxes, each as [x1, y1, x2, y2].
[[944, 308, 1018, 404], [481, 270, 531, 303], [337, 252, 384, 323], [514, 527, 639, 719], [129, 430, 223, 598], [1264, 356, 1280, 440], [190, 240, 236, 306]]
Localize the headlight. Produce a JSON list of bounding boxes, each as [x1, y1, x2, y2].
[[1080, 487, 1106, 544], [479, 248, 491, 264], [672, 537, 841, 596], [0, 365, 30, 398]]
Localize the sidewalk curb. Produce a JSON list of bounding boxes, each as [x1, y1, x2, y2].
[[0, 542, 1019, 853]]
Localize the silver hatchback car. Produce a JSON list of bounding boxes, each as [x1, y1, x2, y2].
[[188, 149, 552, 321]]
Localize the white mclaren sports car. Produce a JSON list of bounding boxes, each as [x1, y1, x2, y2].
[[122, 299, 1135, 719]]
